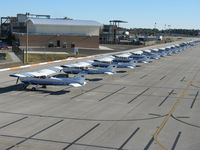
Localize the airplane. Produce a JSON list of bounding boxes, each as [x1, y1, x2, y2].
[[92, 56, 136, 69], [61, 62, 92, 74], [113, 53, 133, 63], [130, 51, 151, 63], [10, 66, 86, 90], [170, 45, 179, 54], [151, 48, 167, 57], [10, 66, 63, 78], [61, 62, 116, 75], [18, 74, 86, 90], [142, 50, 160, 59], [163, 47, 173, 56], [113, 52, 150, 64]]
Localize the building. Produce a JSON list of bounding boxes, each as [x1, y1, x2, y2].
[[1, 13, 102, 48], [100, 20, 128, 44]]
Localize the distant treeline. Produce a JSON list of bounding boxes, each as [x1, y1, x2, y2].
[[128, 28, 200, 36]]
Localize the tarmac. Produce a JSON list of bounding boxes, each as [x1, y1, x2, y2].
[[0, 42, 200, 150]]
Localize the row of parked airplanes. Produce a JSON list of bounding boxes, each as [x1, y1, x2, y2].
[[10, 40, 200, 91]]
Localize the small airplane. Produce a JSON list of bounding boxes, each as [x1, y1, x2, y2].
[[113, 53, 133, 63], [61, 62, 116, 75], [142, 50, 160, 59], [113, 52, 150, 64], [151, 48, 167, 57], [130, 51, 151, 63], [18, 74, 86, 90], [10, 66, 86, 90], [92, 56, 136, 69], [10, 66, 63, 78], [163, 47, 173, 56]]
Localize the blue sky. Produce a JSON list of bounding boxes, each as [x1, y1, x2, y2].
[[1, 0, 199, 29]]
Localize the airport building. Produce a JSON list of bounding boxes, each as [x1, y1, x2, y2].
[[1, 13, 102, 48]]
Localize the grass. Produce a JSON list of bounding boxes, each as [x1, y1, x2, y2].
[[26, 53, 86, 64]]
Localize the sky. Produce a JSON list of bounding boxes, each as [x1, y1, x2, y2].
[[1, 0, 200, 29]]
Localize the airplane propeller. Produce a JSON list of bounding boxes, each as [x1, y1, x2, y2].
[[16, 77, 19, 84]]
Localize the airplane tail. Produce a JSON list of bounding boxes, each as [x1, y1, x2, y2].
[[74, 73, 86, 85], [107, 65, 117, 72], [129, 60, 137, 66]]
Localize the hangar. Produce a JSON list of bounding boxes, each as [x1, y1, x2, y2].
[[14, 18, 102, 48], [1, 13, 102, 48]]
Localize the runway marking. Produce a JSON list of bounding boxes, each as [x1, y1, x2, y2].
[[98, 87, 126, 101], [0, 117, 28, 130], [39, 62, 48, 65], [153, 68, 200, 150], [171, 132, 181, 150], [71, 85, 103, 99], [190, 91, 199, 109], [128, 88, 149, 104], [0, 68, 10, 72], [160, 75, 166, 80], [118, 127, 140, 150], [0, 134, 119, 150], [171, 115, 200, 128], [5, 120, 63, 150], [144, 137, 154, 150], [0, 110, 164, 122], [140, 74, 148, 79], [19, 65, 31, 68], [158, 89, 175, 107], [120, 74, 129, 78], [148, 113, 163, 117], [175, 116, 190, 119], [62, 123, 100, 150], [180, 76, 186, 82]]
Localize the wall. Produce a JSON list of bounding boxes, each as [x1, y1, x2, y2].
[[14, 34, 99, 48]]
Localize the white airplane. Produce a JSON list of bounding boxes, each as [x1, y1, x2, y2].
[[92, 56, 136, 69], [10, 66, 63, 79], [113, 53, 133, 62], [61, 62, 116, 75], [10, 66, 86, 90]]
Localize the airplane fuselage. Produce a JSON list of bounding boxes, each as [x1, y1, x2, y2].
[[20, 77, 85, 86]]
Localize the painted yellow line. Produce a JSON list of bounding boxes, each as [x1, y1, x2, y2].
[[153, 70, 200, 150]]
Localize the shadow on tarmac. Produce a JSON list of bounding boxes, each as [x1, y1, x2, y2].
[[0, 84, 70, 95]]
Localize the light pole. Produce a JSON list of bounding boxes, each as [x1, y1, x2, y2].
[[168, 25, 171, 36], [26, 19, 29, 63]]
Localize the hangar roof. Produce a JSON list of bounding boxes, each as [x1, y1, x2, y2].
[[28, 18, 102, 27]]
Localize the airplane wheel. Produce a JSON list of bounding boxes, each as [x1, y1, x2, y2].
[[31, 87, 36, 91]]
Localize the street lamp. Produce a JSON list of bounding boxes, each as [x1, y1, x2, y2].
[[26, 19, 29, 63]]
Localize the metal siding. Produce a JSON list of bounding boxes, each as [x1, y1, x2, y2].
[[32, 25, 99, 36], [29, 18, 102, 26]]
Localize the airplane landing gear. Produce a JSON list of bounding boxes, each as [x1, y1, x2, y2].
[[31, 87, 37, 91]]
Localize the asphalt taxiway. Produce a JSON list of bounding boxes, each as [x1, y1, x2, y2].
[[0, 43, 200, 150]]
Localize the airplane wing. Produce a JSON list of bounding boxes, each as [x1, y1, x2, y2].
[[10, 66, 63, 78], [38, 66, 63, 77], [9, 72, 43, 78], [61, 62, 92, 68]]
